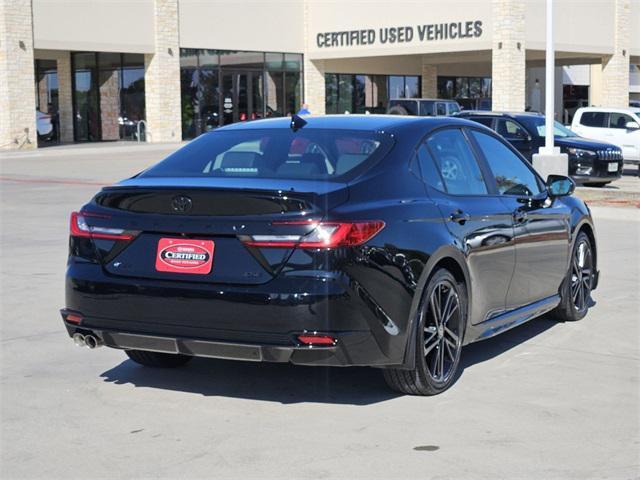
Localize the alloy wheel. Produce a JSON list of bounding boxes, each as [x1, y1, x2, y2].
[[423, 280, 462, 383], [571, 239, 593, 312]]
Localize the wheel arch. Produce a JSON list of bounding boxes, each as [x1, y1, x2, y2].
[[397, 245, 471, 369], [573, 217, 598, 288]]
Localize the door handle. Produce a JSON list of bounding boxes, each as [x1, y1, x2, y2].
[[449, 210, 470, 225], [513, 209, 528, 224]]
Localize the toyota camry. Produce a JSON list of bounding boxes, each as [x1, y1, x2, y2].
[[61, 115, 598, 395]]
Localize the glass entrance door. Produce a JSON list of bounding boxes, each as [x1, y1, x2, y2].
[[220, 71, 264, 126]]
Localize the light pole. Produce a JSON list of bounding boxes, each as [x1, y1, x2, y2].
[[532, 0, 568, 177], [543, 0, 555, 153]]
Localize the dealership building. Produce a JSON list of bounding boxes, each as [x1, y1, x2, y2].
[[1, 0, 639, 149]]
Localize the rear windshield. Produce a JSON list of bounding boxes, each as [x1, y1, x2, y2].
[[140, 128, 392, 180]]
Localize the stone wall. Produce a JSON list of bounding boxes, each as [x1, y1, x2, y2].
[[491, 0, 526, 111], [600, 0, 630, 107], [144, 0, 181, 143], [421, 60, 437, 98], [0, 0, 37, 149]]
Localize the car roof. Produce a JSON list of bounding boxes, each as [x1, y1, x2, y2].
[[457, 111, 543, 119], [576, 106, 640, 115], [215, 114, 478, 133]]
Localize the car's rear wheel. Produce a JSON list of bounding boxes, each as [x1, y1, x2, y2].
[[383, 269, 466, 395], [553, 231, 594, 321], [125, 350, 192, 368]]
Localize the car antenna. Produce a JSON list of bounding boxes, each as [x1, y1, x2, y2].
[[290, 114, 307, 132]]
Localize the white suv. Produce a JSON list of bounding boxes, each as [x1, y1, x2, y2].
[[571, 107, 640, 167]]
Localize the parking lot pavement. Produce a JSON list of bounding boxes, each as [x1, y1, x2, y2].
[[1, 144, 639, 479], [575, 167, 640, 208]]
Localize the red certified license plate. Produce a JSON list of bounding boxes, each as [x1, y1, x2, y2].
[[155, 238, 214, 275]]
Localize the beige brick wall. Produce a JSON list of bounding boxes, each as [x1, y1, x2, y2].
[[302, 0, 325, 114], [99, 69, 120, 140], [600, 0, 630, 107], [55, 51, 74, 143], [303, 58, 326, 114], [0, 0, 37, 150], [421, 60, 437, 98], [491, 0, 526, 111], [144, 0, 181, 142]]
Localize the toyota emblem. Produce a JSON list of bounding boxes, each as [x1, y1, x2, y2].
[[171, 195, 193, 213]]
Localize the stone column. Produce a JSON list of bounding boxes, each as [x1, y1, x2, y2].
[[303, 58, 326, 114], [491, 0, 526, 111], [302, 0, 325, 114], [99, 69, 120, 140], [0, 0, 37, 150], [421, 60, 438, 98], [56, 51, 74, 143], [600, 0, 630, 107], [144, 0, 181, 142]]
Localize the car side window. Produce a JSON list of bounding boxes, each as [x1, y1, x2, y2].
[[415, 143, 445, 191], [425, 129, 488, 195], [496, 119, 528, 140], [608, 112, 634, 129], [580, 111, 607, 127], [436, 103, 447, 116], [469, 117, 494, 128], [470, 130, 543, 197]]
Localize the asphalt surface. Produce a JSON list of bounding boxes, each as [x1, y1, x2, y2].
[[1, 143, 639, 479]]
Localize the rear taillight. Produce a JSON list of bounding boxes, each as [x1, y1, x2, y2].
[[70, 211, 135, 241], [241, 220, 385, 249]]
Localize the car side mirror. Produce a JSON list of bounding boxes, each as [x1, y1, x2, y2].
[[546, 175, 575, 197], [625, 121, 640, 130]]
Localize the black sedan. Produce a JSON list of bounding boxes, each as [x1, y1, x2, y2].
[[62, 115, 598, 395], [457, 111, 623, 186]]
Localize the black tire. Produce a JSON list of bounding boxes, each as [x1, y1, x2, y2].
[[383, 268, 466, 395], [552, 231, 595, 322], [387, 105, 409, 116], [125, 350, 192, 368]]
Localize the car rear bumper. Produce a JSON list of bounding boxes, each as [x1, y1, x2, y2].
[[61, 317, 387, 367], [63, 262, 407, 367]]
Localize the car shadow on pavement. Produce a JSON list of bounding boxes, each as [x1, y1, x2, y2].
[[100, 316, 560, 404], [458, 315, 558, 373], [101, 357, 399, 405]]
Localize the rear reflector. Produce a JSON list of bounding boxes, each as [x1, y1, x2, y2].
[[65, 313, 83, 324], [70, 211, 135, 241], [297, 334, 337, 346], [242, 221, 385, 249]]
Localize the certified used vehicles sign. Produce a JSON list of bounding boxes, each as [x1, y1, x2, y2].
[[155, 238, 214, 274]]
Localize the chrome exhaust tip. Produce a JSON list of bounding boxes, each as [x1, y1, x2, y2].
[[72, 333, 86, 347], [84, 334, 102, 349]]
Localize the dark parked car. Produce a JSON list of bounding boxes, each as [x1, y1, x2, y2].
[[457, 111, 623, 186], [387, 98, 461, 117], [62, 115, 598, 395]]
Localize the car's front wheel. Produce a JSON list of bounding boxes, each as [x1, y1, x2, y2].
[[125, 350, 192, 368], [553, 231, 595, 321], [383, 268, 466, 395]]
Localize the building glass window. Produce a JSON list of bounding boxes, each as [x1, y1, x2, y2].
[[34, 59, 59, 143], [325, 74, 419, 114], [438, 75, 492, 110], [71, 52, 145, 142], [180, 49, 304, 140], [34, 60, 59, 114], [389, 76, 405, 99]]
